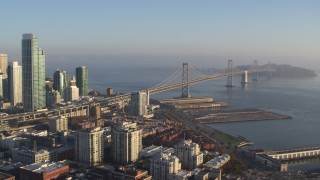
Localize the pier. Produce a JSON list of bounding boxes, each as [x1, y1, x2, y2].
[[192, 108, 292, 124], [266, 146, 320, 161]]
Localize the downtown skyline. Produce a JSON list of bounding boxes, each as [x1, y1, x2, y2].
[[0, 1, 319, 71]]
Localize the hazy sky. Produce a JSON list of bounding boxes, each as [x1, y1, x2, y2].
[[0, 0, 319, 71]]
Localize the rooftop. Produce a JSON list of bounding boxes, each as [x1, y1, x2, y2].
[[176, 139, 198, 147], [77, 127, 102, 133], [21, 161, 68, 173], [176, 170, 191, 177]]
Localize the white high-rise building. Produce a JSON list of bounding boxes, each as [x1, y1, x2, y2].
[[65, 76, 79, 102], [150, 153, 183, 180], [174, 140, 203, 170], [0, 74, 2, 98], [0, 54, 9, 100], [49, 116, 68, 132], [75, 127, 104, 166], [0, 54, 8, 74], [9, 61, 23, 106], [112, 121, 142, 164], [130, 91, 148, 116]]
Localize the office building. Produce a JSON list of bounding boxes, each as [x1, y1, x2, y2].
[[9, 61, 22, 106], [75, 127, 104, 166], [45, 77, 53, 91], [0, 54, 9, 101], [0, 53, 8, 74], [22, 33, 46, 111], [53, 69, 67, 98], [46, 90, 61, 108], [19, 161, 69, 180], [49, 116, 68, 132], [0, 73, 9, 101], [150, 153, 182, 180], [112, 121, 142, 164], [62, 70, 69, 91], [174, 140, 203, 170], [76, 66, 88, 96], [65, 76, 79, 102]]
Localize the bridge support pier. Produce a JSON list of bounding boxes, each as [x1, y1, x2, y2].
[[253, 60, 258, 81], [241, 71, 248, 84]]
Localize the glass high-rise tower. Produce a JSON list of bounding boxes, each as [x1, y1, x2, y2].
[[22, 33, 46, 111], [53, 69, 68, 99], [76, 66, 88, 96]]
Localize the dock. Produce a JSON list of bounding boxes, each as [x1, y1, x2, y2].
[[265, 146, 320, 161]]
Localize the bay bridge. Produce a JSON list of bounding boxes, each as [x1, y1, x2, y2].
[[0, 60, 274, 129], [104, 59, 273, 116]]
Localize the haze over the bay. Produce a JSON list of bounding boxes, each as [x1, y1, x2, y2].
[[1, 0, 319, 72]]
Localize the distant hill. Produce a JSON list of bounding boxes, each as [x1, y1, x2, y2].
[[237, 64, 317, 78]]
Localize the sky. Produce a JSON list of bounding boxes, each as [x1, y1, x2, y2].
[[0, 0, 319, 72]]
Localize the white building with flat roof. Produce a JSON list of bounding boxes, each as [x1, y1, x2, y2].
[[75, 127, 104, 166], [174, 140, 203, 170], [149, 153, 191, 180], [9, 61, 22, 106], [112, 121, 142, 164], [12, 149, 50, 164]]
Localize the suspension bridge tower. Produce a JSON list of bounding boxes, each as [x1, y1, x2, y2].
[[253, 60, 258, 81], [226, 60, 234, 87], [181, 63, 190, 98]]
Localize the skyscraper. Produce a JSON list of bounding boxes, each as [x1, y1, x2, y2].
[[130, 91, 148, 116], [22, 33, 46, 111], [9, 61, 23, 106], [61, 71, 69, 99], [53, 69, 68, 99], [75, 127, 104, 166], [0, 54, 8, 74], [0, 54, 9, 100], [75, 66, 88, 96], [0, 74, 2, 98], [112, 121, 142, 164], [65, 76, 79, 102]]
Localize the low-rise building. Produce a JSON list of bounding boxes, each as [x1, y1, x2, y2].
[[0, 172, 15, 180], [19, 161, 69, 180], [203, 154, 230, 170], [12, 149, 50, 164], [112, 167, 152, 180]]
